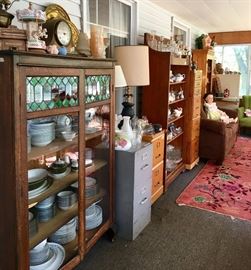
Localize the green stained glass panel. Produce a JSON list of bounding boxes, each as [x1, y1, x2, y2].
[[26, 76, 79, 112]]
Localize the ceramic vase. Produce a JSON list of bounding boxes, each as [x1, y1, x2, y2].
[[121, 116, 133, 140]]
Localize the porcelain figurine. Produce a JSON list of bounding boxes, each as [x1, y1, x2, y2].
[[58, 46, 67, 56], [47, 44, 58, 55]]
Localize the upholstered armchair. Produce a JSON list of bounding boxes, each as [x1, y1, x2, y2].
[[199, 107, 239, 165], [238, 96, 251, 132]]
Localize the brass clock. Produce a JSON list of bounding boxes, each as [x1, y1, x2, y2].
[[43, 18, 73, 48]]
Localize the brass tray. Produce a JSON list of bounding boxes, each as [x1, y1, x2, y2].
[[45, 4, 71, 21], [45, 4, 79, 47]]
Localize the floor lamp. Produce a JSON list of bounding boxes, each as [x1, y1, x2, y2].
[[115, 45, 150, 118]]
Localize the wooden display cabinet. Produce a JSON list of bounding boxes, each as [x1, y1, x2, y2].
[[142, 33, 190, 191], [185, 70, 202, 169], [0, 51, 115, 270], [192, 48, 215, 99]]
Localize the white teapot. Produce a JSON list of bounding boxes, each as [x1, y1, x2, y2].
[[175, 73, 185, 82]]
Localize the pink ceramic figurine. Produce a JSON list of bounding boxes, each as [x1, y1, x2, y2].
[[46, 45, 58, 55]]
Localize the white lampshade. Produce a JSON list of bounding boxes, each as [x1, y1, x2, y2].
[[115, 65, 127, 88], [115, 45, 150, 86]]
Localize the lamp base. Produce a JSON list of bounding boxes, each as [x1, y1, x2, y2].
[[121, 101, 134, 118]]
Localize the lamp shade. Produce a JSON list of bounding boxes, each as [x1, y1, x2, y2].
[[115, 45, 150, 86], [114, 65, 127, 88]]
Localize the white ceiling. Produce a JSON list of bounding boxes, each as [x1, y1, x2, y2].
[[150, 0, 251, 33]]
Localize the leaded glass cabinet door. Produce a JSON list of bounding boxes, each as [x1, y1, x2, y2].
[[84, 69, 114, 251], [24, 67, 84, 269]]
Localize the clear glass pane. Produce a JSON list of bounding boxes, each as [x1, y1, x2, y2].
[[84, 105, 110, 242], [26, 76, 79, 112], [28, 113, 79, 265]]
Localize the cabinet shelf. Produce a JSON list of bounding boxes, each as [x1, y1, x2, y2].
[[168, 115, 184, 124], [170, 80, 187, 86], [165, 161, 185, 187], [168, 98, 185, 105], [85, 100, 111, 109], [29, 204, 78, 249], [86, 159, 107, 176], [27, 107, 80, 120], [28, 137, 78, 161], [85, 130, 103, 141], [28, 171, 78, 206], [166, 131, 184, 144]]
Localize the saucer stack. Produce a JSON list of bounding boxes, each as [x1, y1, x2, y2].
[[29, 239, 65, 270], [85, 204, 103, 230], [49, 218, 77, 244], [70, 177, 98, 199], [35, 195, 56, 222], [85, 177, 99, 198], [30, 121, 55, 147]]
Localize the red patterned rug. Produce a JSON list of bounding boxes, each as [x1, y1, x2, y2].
[[177, 136, 251, 221]]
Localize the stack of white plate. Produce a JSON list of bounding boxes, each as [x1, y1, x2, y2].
[[86, 177, 98, 198], [70, 177, 98, 199], [86, 204, 103, 230], [28, 169, 50, 199], [49, 218, 77, 244], [35, 195, 56, 222], [30, 239, 65, 270], [30, 121, 55, 147]]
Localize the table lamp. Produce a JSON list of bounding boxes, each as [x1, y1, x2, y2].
[[115, 45, 149, 118], [115, 65, 127, 88]]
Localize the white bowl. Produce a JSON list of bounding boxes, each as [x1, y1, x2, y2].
[[32, 239, 47, 251], [61, 131, 76, 141], [28, 169, 48, 183]]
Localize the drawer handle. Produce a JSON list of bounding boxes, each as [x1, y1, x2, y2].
[[154, 181, 160, 187], [141, 164, 149, 170], [142, 152, 148, 160], [140, 197, 148, 205]]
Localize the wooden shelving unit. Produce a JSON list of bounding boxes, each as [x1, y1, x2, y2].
[[142, 32, 190, 191]]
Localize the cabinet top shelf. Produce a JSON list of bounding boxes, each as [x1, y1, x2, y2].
[[0, 50, 115, 69]]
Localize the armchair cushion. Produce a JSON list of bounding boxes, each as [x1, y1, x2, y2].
[[238, 96, 251, 129]]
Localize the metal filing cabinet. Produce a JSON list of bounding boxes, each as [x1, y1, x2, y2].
[[115, 142, 152, 240]]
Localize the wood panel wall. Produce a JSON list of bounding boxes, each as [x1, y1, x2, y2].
[[209, 31, 251, 45]]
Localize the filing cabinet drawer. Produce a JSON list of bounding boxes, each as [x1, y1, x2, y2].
[[134, 146, 152, 188], [152, 161, 164, 194]]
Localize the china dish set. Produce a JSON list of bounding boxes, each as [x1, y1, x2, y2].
[[29, 239, 65, 270], [28, 115, 77, 148]]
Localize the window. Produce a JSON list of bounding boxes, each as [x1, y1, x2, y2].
[[214, 45, 250, 96], [84, 0, 136, 114], [85, 0, 136, 56]]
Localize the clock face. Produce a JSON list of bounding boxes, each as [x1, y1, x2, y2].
[[56, 21, 72, 46]]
